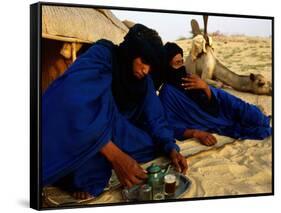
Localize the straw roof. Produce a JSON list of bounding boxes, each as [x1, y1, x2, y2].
[[122, 20, 136, 29], [42, 6, 129, 44]]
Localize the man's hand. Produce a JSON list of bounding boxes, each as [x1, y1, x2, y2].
[[100, 141, 147, 188], [193, 130, 217, 146], [111, 152, 147, 188], [169, 149, 188, 175], [181, 74, 209, 90], [181, 74, 212, 99]]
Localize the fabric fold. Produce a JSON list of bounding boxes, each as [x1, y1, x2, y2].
[[159, 84, 271, 140]]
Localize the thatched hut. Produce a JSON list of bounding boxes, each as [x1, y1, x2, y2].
[[41, 6, 129, 92], [122, 20, 136, 28]]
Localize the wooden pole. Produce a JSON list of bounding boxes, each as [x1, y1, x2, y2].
[[71, 42, 77, 62]]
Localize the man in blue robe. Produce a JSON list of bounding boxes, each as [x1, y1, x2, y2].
[[158, 42, 271, 146], [42, 24, 187, 200]]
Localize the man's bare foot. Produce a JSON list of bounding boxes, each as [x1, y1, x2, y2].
[[72, 192, 95, 201]]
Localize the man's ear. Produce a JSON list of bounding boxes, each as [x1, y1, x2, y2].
[[250, 73, 256, 81]]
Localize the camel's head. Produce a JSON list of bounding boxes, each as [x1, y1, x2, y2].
[[249, 73, 272, 95], [190, 35, 213, 61], [191, 35, 206, 61]]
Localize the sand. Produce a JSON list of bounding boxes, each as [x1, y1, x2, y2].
[[183, 136, 272, 198], [43, 35, 272, 206]]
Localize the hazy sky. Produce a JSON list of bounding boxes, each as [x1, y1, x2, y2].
[[112, 9, 272, 42]]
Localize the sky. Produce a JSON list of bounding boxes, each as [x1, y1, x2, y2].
[[112, 9, 272, 43]]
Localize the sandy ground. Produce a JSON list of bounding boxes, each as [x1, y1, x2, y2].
[[183, 136, 272, 198], [43, 35, 272, 206]]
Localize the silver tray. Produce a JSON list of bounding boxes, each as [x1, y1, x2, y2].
[[122, 174, 191, 201]]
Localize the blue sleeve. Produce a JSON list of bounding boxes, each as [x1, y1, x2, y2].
[[142, 77, 180, 155], [42, 42, 116, 185], [173, 128, 186, 141]]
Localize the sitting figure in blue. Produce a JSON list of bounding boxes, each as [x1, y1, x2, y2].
[[158, 42, 272, 147], [42, 25, 187, 200]]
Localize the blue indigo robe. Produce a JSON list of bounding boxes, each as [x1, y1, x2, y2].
[[42, 40, 179, 196], [159, 84, 271, 140]]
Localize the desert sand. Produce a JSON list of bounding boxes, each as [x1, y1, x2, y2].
[[43, 35, 272, 206]]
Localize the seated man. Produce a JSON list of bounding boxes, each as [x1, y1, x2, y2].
[[42, 25, 187, 200], [158, 42, 271, 146]]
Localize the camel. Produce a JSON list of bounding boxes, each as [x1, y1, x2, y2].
[[185, 18, 272, 96]]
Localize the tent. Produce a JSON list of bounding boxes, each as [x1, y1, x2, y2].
[[41, 6, 129, 92]]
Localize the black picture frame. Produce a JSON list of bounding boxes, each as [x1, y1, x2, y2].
[[30, 1, 274, 210]]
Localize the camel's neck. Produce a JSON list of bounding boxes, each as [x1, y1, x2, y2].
[[214, 61, 252, 91]]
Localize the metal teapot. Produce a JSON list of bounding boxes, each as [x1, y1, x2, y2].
[[146, 163, 170, 186]]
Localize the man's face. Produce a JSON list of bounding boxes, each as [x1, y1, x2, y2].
[[170, 53, 184, 69], [132, 57, 151, 79]]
